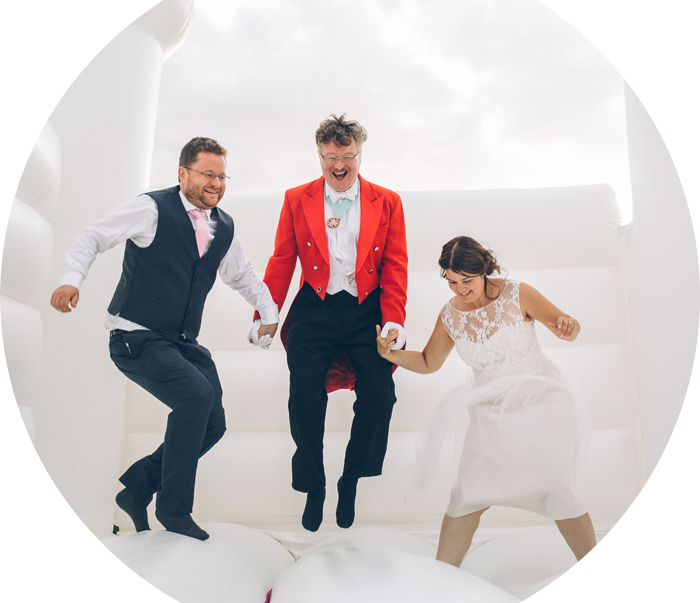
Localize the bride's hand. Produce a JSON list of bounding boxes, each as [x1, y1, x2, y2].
[[376, 325, 398, 358], [547, 316, 577, 340]]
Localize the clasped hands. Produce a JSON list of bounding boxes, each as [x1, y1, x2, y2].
[[248, 319, 279, 350], [249, 321, 404, 354], [375, 322, 406, 359]]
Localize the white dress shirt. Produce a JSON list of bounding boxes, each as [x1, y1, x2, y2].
[[324, 178, 361, 297], [323, 179, 406, 349], [59, 190, 279, 331]]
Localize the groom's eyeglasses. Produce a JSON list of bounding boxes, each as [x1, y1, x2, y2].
[[182, 166, 230, 182], [320, 152, 361, 165]]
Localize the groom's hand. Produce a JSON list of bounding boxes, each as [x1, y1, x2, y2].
[[258, 323, 278, 340], [50, 285, 80, 313]]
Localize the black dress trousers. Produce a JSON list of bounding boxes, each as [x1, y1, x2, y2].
[[286, 283, 397, 493], [109, 330, 226, 516]]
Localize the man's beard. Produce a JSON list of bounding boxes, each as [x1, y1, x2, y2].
[[183, 183, 220, 208]]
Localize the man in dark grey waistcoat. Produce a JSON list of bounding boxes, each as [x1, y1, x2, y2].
[[50, 137, 279, 540]]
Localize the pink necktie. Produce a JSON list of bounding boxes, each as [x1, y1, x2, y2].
[[189, 209, 208, 258]]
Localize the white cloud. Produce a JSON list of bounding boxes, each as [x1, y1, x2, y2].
[[151, 0, 631, 222]]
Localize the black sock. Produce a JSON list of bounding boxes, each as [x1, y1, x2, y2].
[[115, 488, 150, 532], [155, 510, 209, 541], [302, 488, 326, 532], [336, 476, 358, 529]]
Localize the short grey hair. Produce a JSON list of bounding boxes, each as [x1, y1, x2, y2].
[[315, 113, 368, 153]]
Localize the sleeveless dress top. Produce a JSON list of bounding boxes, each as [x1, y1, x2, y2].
[[416, 280, 590, 520]]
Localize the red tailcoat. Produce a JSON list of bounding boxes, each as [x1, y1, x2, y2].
[[260, 175, 408, 392]]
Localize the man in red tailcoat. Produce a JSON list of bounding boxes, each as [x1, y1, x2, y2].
[[251, 114, 408, 531]]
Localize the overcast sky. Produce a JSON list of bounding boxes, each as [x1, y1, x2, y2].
[[150, 0, 632, 223]]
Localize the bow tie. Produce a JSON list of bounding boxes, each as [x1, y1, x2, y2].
[[326, 188, 356, 204]]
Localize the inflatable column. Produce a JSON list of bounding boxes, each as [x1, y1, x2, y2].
[[11, 0, 195, 536], [622, 83, 700, 476], [2, 124, 62, 446]]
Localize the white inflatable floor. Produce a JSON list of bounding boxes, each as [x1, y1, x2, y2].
[[103, 523, 560, 602]]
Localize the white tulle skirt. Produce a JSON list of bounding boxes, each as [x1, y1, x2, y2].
[[416, 358, 591, 520]]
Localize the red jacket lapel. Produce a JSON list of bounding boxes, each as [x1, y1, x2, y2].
[[356, 175, 384, 272], [300, 177, 329, 265]]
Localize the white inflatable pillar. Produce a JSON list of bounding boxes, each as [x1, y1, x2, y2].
[[27, 0, 194, 536], [622, 83, 700, 475], [1, 123, 62, 446]]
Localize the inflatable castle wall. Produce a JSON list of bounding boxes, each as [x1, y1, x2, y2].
[[3, 0, 697, 600]]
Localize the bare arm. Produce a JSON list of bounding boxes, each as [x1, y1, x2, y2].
[[519, 282, 581, 341], [376, 314, 454, 374]]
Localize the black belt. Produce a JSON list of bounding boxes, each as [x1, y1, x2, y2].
[[109, 329, 188, 341]]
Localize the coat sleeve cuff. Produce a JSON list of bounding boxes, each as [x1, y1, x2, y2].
[[58, 271, 84, 290], [258, 305, 280, 325]]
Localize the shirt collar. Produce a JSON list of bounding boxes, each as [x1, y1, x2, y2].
[[179, 189, 213, 218], [324, 178, 359, 204]]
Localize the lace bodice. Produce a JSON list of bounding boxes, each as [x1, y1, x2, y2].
[[441, 280, 546, 384]]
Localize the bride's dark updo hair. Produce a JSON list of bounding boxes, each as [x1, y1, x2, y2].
[[438, 236, 503, 300]]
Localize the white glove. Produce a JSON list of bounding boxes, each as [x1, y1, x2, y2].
[[248, 319, 272, 350], [381, 322, 406, 350]]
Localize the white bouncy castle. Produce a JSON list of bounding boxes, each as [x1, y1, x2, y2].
[[3, 1, 698, 601]]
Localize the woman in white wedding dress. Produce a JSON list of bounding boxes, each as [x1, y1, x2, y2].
[[377, 236, 596, 566]]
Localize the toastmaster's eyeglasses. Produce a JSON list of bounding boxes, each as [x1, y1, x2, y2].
[[319, 152, 361, 165]]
